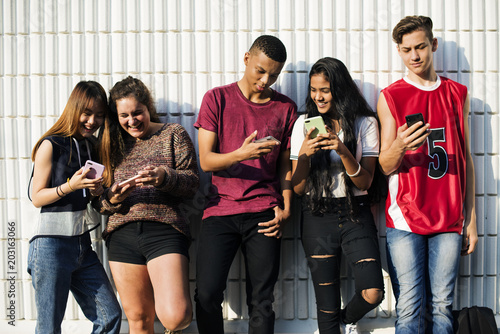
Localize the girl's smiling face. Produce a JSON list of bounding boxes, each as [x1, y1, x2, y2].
[[116, 97, 152, 139], [310, 74, 333, 114], [77, 99, 105, 139]]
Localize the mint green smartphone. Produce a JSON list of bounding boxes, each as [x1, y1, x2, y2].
[[304, 116, 328, 138]]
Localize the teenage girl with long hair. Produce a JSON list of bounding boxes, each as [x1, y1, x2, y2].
[[95, 76, 199, 334], [28, 81, 121, 333], [290, 57, 385, 334]]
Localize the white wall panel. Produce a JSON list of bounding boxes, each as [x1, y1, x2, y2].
[[2, 1, 500, 333]]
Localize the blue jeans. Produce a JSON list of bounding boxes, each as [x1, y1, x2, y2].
[[386, 228, 462, 334], [27, 232, 122, 334], [195, 210, 281, 334]]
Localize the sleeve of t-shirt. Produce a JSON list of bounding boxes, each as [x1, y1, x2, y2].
[[290, 115, 306, 160], [359, 116, 380, 158], [193, 88, 219, 132]]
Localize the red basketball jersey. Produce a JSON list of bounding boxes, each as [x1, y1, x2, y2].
[[382, 77, 468, 235]]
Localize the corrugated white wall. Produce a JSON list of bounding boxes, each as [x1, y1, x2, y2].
[[1, 1, 499, 333]]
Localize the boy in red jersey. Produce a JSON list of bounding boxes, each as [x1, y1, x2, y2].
[[377, 16, 477, 334], [194, 35, 297, 334]]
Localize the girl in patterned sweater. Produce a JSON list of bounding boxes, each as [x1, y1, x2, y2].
[[95, 76, 199, 334]]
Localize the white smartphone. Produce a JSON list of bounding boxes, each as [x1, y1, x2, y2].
[[83, 160, 105, 179], [254, 135, 281, 145], [304, 116, 328, 138], [118, 175, 141, 187]]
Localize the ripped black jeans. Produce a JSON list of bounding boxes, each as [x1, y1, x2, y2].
[[301, 196, 384, 334]]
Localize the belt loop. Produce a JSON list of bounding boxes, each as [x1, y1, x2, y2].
[[136, 221, 143, 233]]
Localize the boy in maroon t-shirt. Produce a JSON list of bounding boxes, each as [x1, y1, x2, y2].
[[194, 35, 297, 334]]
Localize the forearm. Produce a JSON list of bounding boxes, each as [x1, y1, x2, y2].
[[291, 156, 310, 196], [199, 150, 244, 172], [32, 181, 74, 208], [464, 153, 476, 218], [338, 152, 374, 191], [379, 143, 406, 175]]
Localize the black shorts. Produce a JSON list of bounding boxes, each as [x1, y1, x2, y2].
[[106, 221, 190, 265]]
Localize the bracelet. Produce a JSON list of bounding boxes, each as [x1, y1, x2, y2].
[[346, 162, 362, 177], [67, 178, 75, 192], [55, 186, 63, 198], [59, 184, 67, 195]]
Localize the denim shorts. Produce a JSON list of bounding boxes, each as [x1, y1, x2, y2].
[[106, 221, 190, 264]]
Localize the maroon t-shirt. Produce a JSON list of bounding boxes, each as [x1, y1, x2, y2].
[[194, 82, 297, 219]]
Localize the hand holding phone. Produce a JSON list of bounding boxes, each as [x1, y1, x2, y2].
[[83, 160, 105, 179], [118, 175, 141, 187], [304, 116, 328, 139], [254, 136, 281, 145], [405, 113, 425, 131]]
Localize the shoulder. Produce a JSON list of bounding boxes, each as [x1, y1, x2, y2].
[[355, 115, 378, 132], [203, 82, 237, 99], [381, 78, 408, 94], [439, 76, 468, 95]]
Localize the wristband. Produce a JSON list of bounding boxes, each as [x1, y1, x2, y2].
[[346, 162, 361, 177], [67, 178, 75, 192], [56, 186, 63, 198]]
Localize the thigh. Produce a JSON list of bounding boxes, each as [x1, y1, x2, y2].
[[148, 254, 191, 317], [241, 211, 281, 289], [427, 233, 461, 299], [196, 215, 241, 292], [341, 206, 384, 291], [138, 222, 191, 261], [107, 222, 147, 265], [386, 228, 427, 298], [300, 211, 342, 311], [70, 238, 121, 321], [109, 261, 155, 318], [28, 237, 77, 333]]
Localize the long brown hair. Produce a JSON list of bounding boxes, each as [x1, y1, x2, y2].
[[100, 76, 159, 186], [31, 81, 113, 184]]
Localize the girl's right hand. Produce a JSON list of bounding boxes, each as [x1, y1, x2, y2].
[[107, 182, 137, 204], [67, 167, 104, 191], [299, 127, 329, 158]]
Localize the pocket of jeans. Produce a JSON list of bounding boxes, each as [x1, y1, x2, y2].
[[27, 240, 39, 275]]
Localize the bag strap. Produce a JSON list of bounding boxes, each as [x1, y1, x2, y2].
[[27, 165, 34, 202]]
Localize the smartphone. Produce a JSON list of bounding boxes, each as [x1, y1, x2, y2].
[[83, 160, 105, 179], [405, 113, 425, 130], [304, 116, 328, 138], [254, 136, 281, 145], [118, 175, 141, 187]]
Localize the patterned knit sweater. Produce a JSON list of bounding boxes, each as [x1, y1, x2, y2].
[[95, 123, 199, 239]]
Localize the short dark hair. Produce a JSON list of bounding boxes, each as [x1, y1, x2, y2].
[[249, 35, 287, 63], [392, 15, 434, 45]]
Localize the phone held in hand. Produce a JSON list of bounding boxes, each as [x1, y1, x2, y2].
[[118, 175, 141, 187], [304, 116, 328, 138], [83, 160, 105, 179], [254, 136, 281, 145], [405, 113, 425, 130]]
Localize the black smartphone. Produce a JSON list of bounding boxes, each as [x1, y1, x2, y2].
[[405, 113, 425, 130]]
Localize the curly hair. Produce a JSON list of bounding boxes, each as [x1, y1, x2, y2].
[[100, 77, 159, 185], [249, 35, 287, 63], [392, 15, 434, 45]]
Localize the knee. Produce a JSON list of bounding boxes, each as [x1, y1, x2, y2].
[[157, 305, 193, 331], [362, 288, 384, 305], [195, 287, 223, 309], [123, 308, 155, 330]]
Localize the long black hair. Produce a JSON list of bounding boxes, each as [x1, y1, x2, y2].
[[304, 57, 383, 215]]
